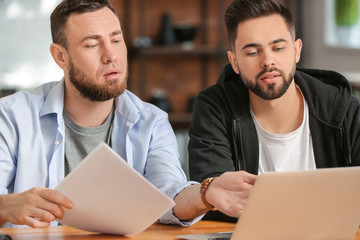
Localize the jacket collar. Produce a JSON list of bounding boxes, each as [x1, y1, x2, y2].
[[216, 64, 250, 120], [294, 68, 352, 127]]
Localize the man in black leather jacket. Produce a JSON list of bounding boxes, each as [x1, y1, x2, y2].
[[188, 0, 360, 221]]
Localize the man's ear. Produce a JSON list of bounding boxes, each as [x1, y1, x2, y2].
[[50, 43, 69, 71], [227, 50, 240, 74], [294, 39, 303, 64]]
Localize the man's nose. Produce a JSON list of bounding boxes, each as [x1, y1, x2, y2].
[[261, 51, 275, 68], [101, 44, 117, 64]]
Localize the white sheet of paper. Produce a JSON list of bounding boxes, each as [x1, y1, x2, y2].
[[55, 142, 175, 235]]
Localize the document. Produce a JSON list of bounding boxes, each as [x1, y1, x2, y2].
[[55, 142, 175, 235]]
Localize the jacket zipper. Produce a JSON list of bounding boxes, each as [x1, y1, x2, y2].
[[339, 127, 352, 165], [233, 119, 241, 171]]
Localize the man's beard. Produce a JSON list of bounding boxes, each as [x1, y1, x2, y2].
[[68, 60, 127, 102], [240, 65, 295, 100]]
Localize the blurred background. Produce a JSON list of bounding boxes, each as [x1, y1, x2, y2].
[[1, 0, 360, 178]]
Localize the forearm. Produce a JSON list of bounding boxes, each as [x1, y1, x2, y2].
[[173, 184, 208, 221], [0, 195, 9, 227]]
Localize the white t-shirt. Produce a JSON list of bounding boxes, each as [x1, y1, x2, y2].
[[250, 88, 316, 174]]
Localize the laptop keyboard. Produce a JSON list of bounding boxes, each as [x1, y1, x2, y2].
[[177, 231, 232, 240], [207, 237, 231, 240], [207, 232, 232, 240]]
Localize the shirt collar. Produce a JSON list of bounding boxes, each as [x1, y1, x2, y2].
[[39, 78, 65, 118], [115, 91, 140, 124], [39, 78, 140, 124]]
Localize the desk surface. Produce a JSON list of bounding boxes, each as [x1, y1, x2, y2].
[[0, 221, 235, 240], [1, 221, 360, 240]]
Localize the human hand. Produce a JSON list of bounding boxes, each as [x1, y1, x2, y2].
[[205, 171, 257, 218], [0, 187, 73, 228]]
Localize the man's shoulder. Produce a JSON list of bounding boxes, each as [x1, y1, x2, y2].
[[118, 90, 168, 121], [197, 84, 226, 103], [0, 81, 60, 111], [295, 68, 352, 100], [296, 68, 354, 126], [296, 68, 350, 88]]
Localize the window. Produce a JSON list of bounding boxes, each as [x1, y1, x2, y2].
[[0, 0, 62, 90], [324, 0, 360, 48]]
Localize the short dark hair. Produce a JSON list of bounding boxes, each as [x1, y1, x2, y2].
[[224, 0, 294, 50], [50, 0, 117, 48]]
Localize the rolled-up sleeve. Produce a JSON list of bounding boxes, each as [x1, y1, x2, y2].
[[144, 112, 204, 225], [158, 181, 204, 226]]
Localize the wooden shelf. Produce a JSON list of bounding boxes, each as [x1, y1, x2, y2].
[[111, 0, 231, 128], [131, 45, 227, 56]]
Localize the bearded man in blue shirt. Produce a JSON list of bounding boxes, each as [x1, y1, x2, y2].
[[0, 0, 255, 229]]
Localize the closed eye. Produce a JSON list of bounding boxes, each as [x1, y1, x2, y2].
[[274, 46, 285, 51], [84, 40, 99, 48], [246, 50, 258, 56], [87, 44, 98, 48]]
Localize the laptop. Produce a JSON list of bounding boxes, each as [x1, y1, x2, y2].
[[55, 142, 175, 235], [178, 167, 360, 240]]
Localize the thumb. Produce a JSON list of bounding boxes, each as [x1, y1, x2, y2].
[[240, 171, 257, 185]]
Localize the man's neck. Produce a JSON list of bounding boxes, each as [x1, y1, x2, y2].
[[249, 82, 304, 134], [64, 87, 114, 127]]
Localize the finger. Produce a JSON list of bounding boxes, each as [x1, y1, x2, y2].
[[24, 216, 51, 228], [36, 200, 65, 220], [39, 189, 73, 209], [29, 204, 58, 222], [27, 188, 69, 220], [239, 171, 257, 184]]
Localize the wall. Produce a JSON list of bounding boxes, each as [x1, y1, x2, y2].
[[301, 0, 360, 73]]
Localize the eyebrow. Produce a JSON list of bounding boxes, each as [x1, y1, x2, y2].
[[241, 38, 288, 50], [80, 30, 123, 43]]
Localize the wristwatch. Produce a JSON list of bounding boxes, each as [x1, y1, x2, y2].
[[200, 177, 217, 211]]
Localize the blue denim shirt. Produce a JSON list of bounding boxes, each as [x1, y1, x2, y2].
[[0, 80, 201, 228]]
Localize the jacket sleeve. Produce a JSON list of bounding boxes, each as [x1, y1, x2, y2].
[[188, 86, 236, 183], [345, 96, 360, 166]]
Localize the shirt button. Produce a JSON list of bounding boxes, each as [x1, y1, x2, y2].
[[55, 141, 60, 145]]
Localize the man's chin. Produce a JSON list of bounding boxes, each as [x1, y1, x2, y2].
[[107, 78, 120, 85], [81, 86, 126, 102]]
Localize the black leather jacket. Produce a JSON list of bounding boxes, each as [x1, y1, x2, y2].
[[189, 64, 360, 221]]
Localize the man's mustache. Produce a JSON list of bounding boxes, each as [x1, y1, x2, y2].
[[256, 67, 283, 80]]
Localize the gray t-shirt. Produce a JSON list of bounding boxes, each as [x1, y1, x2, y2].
[[63, 107, 114, 176]]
